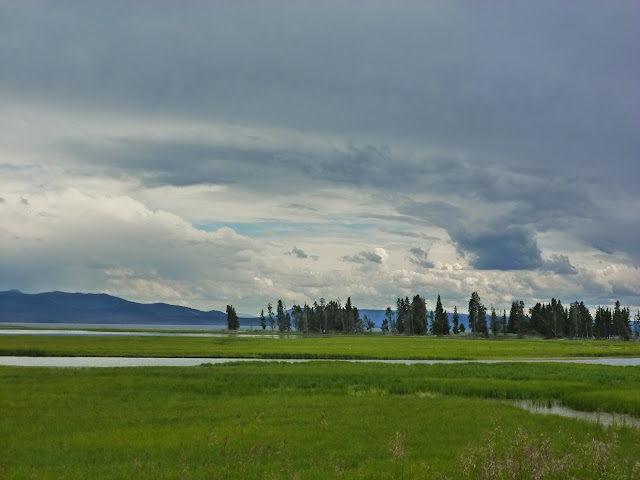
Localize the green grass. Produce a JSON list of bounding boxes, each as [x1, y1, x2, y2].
[[2, 334, 640, 359], [1, 362, 640, 479]]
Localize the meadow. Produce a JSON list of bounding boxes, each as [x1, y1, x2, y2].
[[3, 333, 640, 359], [2, 361, 640, 479]]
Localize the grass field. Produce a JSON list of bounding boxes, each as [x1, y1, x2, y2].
[[2, 361, 640, 479], [2, 334, 640, 359]]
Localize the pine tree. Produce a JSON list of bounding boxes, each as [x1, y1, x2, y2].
[[452, 306, 459, 334], [267, 302, 275, 331], [384, 307, 396, 334], [226, 304, 239, 330], [411, 294, 428, 335], [259, 309, 266, 330], [468, 292, 487, 336], [501, 310, 508, 335], [277, 299, 287, 332], [490, 307, 498, 337], [433, 295, 449, 335]]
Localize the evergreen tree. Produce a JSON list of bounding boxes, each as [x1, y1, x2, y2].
[[468, 292, 487, 336], [452, 305, 460, 334], [226, 304, 239, 330], [291, 304, 303, 331], [259, 308, 266, 330], [508, 300, 525, 336], [363, 315, 375, 332], [432, 295, 449, 335], [267, 302, 275, 331], [411, 294, 428, 335], [276, 299, 287, 332], [501, 309, 508, 335], [381, 317, 389, 334], [578, 302, 593, 338], [490, 307, 498, 337], [529, 303, 544, 336], [634, 311, 640, 338], [384, 307, 396, 334]]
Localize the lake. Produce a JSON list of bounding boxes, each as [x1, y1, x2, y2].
[[1, 356, 639, 367]]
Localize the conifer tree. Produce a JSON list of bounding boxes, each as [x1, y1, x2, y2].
[[267, 302, 275, 331], [226, 304, 239, 330], [490, 307, 498, 337], [452, 306, 459, 334]]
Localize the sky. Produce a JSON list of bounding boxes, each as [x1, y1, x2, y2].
[[1, 1, 639, 315]]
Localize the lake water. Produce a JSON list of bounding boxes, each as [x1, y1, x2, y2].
[[505, 399, 640, 428], [0, 328, 287, 338], [1, 356, 639, 367]]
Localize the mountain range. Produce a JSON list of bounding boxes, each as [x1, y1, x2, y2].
[[0, 290, 471, 329]]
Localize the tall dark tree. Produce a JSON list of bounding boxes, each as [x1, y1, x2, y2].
[[468, 292, 487, 336], [363, 315, 375, 332], [452, 305, 460, 334], [613, 300, 632, 340], [291, 304, 304, 332], [529, 303, 544, 336], [594, 306, 611, 339], [411, 294, 428, 335], [259, 308, 266, 330], [501, 310, 508, 335], [226, 304, 239, 330], [432, 295, 449, 335], [578, 302, 593, 338], [508, 300, 526, 336], [384, 307, 396, 334], [276, 299, 287, 332], [267, 302, 275, 331], [490, 307, 499, 337]]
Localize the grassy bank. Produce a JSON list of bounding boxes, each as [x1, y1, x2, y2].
[[2, 334, 640, 359], [1, 362, 640, 479]]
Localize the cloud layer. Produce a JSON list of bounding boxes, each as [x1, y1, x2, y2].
[[1, 1, 638, 314]]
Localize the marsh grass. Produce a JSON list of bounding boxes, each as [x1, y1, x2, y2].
[[2, 334, 640, 360], [460, 423, 640, 479], [1, 362, 640, 478]]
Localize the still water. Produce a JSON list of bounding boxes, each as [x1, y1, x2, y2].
[[505, 399, 640, 428], [1, 356, 639, 367], [0, 328, 285, 338]]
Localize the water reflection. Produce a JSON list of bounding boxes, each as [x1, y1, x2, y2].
[[505, 399, 640, 428], [0, 329, 296, 339], [0, 356, 639, 367]]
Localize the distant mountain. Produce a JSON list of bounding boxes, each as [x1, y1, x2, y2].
[[0, 290, 473, 330], [0, 290, 229, 326]]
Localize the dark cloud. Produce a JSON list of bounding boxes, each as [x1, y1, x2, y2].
[[406, 247, 434, 269], [457, 226, 542, 271], [398, 200, 581, 273], [541, 255, 578, 275], [379, 229, 440, 241], [342, 251, 384, 265], [281, 204, 317, 212], [286, 247, 317, 261]]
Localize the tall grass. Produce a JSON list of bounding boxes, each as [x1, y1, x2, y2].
[[2, 334, 640, 359], [1, 362, 640, 478]]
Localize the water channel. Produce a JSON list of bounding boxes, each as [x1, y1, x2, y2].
[[1, 356, 639, 367]]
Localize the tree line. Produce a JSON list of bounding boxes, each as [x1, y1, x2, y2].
[[227, 292, 640, 340]]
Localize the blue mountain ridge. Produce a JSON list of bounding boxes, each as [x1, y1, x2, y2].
[[0, 290, 227, 326], [0, 290, 472, 329]]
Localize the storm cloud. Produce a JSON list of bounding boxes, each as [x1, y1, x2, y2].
[[1, 1, 638, 313]]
